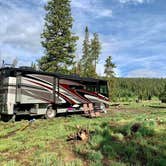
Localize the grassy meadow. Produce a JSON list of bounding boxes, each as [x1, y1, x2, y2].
[[0, 101, 166, 166]]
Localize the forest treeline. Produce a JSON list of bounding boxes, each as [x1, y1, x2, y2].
[[109, 77, 166, 102]]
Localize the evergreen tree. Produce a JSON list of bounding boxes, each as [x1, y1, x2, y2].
[[104, 56, 116, 78], [159, 84, 166, 103], [104, 56, 116, 100], [80, 28, 101, 78], [90, 33, 101, 72], [39, 0, 78, 74], [80, 26, 91, 77]]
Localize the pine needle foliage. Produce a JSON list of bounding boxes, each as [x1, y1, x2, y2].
[[39, 0, 78, 74]]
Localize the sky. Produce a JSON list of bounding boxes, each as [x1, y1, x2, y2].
[[0, 0, 166, 77]]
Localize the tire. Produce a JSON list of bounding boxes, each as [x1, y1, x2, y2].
[[45, 107, 56, 119], [100, 103, 107, 113], [1, 114, 13, 122]]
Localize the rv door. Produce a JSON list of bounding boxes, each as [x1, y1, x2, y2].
[[0, 70, 8, 114], [16, 73, 21, 103]]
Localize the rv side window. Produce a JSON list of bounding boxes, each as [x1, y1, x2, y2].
[[86, 85, 97, 93], [0, 70, 10, 78], [99, 84, 108, 97], [0, 71, 3, 86]]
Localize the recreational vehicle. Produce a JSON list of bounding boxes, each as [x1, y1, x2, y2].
[[0, 67, 109, 121]]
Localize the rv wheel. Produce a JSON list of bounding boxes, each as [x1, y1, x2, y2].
[[100, 103, 107, 113], [0, 114, 13, 122], [45, 107, 56, 119]]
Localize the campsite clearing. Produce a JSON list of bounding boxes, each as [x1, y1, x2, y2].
[[0, 102, 166, 166]]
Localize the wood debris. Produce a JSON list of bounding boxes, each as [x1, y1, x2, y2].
[[67, 127, 89, 141]]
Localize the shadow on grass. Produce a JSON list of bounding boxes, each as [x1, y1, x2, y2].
[[0, 111, 83, 122], [149, 105, 166, 109]]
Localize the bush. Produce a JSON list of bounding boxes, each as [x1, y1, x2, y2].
[[111, 133, 124, 142], [119, 124, 131, 136], [137, 121, 156, 137], [138, 126, 155, 137], [102, 144, 117, 159], [90, 134, 103, 148], [87, 150, 103, 161]]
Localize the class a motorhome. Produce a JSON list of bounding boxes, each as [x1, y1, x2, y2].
[[0, 67, 109, 121]]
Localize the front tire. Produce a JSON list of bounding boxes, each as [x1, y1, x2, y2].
[[100, 103, 107, 113], [45, 107, 56, 119], [1, 114, 13, 122]]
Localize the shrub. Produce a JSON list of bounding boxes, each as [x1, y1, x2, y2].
[[119, 124, 131, 136], [138, 126, 155, 137], [137, 122, 155, 137], [87, 150, 103, 161], [90, 134, 103, 148], [111, 133, 124, 142], [102, 144, 117, 159], [121, 143, 137, 162]]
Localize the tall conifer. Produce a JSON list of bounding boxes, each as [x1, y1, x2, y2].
[[39, 0, 78, 74], [90, 33, 101, 72], [80, 26, 90, 76], [104, 56, 116, 78]]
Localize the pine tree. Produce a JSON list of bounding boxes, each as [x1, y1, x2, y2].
[[80, 28, 101, 78], [39, 0, 78, 74], [104, 56, 116, 100], [90, 33, 101, 72], [104, 56, 116, 78], [80, 26, 91, 76], [159, 84, 166, 103]]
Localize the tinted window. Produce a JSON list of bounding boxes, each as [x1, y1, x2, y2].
[[86, 85, 97, 93], [99, 84, 108, 97]]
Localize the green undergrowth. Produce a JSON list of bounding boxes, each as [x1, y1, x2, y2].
[[75, 119, 166, 165], [0, 103, 166, 165]]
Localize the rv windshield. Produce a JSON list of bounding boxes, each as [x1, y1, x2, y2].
[[99, 83, 109, 97], [99, 85, 108, 97], [85, 80, 109, 97]]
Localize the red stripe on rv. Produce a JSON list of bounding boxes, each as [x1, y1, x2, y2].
[[60, 84, 90, 103], [26, 79, 75, 104]]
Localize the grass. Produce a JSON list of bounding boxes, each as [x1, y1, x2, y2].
[[0, 101, 166, 165]]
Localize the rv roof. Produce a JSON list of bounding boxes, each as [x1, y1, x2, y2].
[[0, 67, 107, 83]]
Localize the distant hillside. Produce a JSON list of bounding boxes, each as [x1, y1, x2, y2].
[[110, 77, 166, 101]]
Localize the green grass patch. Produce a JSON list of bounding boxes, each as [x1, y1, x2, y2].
[[0, 102, 166, 165]]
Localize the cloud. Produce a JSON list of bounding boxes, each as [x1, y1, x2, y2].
[[127, 69, 166, 78], [71, 0, 112, 18], [0, 0, 165, 78], [0, 0, 44, 65], [0, 1, 44, 52], [118, 0, 151, 4]]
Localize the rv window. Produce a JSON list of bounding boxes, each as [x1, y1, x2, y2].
[[0, 71, 3, 86], [86, 85, 97, 93], [0, 70, 10, 77], [99, 84, 108, 97]]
